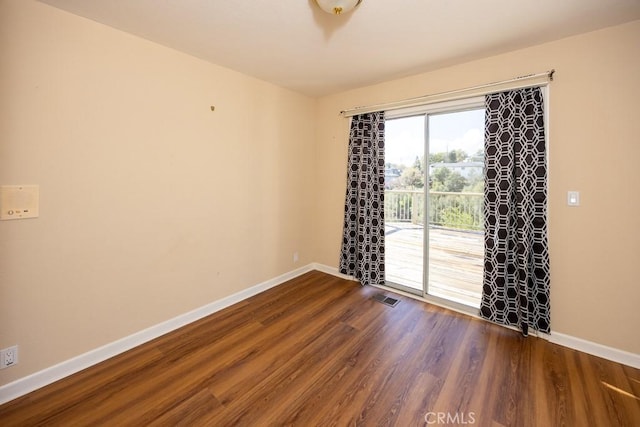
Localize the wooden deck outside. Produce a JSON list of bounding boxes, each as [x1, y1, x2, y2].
[[385, 222, 484, 308]]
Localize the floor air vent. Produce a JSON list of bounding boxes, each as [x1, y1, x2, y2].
[[372, 293, 400, 307]]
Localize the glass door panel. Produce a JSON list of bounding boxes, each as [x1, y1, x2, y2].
[[426, 109, 484, 307], [384, 115, 425, 294], [384, 102, 484, 310]]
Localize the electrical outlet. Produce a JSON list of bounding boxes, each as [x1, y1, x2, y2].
[[293, 251, 299, 263], [1, 345, 18, 369]]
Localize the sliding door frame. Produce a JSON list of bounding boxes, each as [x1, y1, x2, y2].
[[385, 96, 485, 315]]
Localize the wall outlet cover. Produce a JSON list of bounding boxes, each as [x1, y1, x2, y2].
[[0, 345, 19, 369]]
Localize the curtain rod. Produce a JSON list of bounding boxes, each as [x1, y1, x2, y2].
[[340, 69, 555, 117]]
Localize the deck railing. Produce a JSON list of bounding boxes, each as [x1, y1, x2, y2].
[[385, 190, 484, 231]]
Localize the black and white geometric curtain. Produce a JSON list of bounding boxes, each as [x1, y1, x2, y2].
[[339, 112, 386, 287], [481, 87, 550, 335]]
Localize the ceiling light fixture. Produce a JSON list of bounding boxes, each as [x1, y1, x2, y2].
[[315, 0, 362, 15]]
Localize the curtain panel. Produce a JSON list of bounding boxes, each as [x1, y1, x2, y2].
[[481, 87, 550, 335], [339, 112, 386, 286]]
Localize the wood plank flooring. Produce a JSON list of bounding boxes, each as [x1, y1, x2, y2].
[[1, 270, 638, 426]]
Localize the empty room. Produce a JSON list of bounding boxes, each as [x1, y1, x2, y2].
[[1, 0, 639, 425]]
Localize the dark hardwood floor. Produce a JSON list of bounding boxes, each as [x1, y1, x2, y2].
[[1, 270, 638, 426]]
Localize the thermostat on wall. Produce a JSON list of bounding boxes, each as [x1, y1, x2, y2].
[[0, 185, 39, 220]]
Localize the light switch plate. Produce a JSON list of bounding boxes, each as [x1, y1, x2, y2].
[[0, 185, 39, 220], [567, 190, 580, 207]]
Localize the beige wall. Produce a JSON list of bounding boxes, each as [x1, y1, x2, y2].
[[0, 0, 316, 385], [2, 0, 638, 389], [315, 20, 640, 354]]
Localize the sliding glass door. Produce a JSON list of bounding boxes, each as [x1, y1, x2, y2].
[[385, 99, 485, 310], [385, 116, 425, 293]]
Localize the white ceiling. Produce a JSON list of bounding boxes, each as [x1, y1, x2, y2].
[[38, 0, 640, 97]]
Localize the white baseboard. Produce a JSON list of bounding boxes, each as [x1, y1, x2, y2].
[[0, 264, 315, 405], [315, 262, 640, 369], [547, 332, 640, 369], [309, 262, 356, 281], [3, 263, 638, 405]]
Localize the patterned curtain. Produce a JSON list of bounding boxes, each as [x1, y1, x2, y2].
[[339, 112, 386, 287], [481, 87, 550, 335]]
